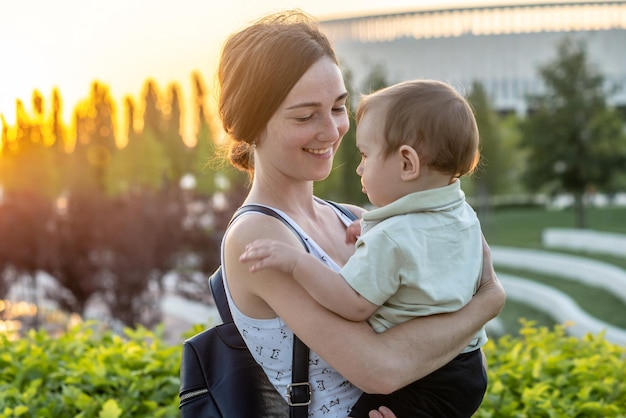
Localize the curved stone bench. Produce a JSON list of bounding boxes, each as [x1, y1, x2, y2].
[[500, 273, 626, 346], [492, 246, 626, 304], [542, 228, 626, 257]]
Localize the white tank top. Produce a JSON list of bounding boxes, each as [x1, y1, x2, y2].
[[222, 201, 362, 417]]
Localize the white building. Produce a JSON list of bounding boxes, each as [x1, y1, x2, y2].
[[320, 0, 626, 114]]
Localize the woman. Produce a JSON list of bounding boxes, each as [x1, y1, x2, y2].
[[217, 10, 505, 418]]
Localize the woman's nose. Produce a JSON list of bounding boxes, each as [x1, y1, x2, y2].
[[318, 115, 346, 142]]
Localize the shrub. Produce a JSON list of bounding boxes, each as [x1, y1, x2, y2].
[[1, 321, 624, 416], [478, 320, 626, 417], [0, 323, 180, 417]]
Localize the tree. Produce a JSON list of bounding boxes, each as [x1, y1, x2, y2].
[[106, 120, 169, 195], [360, 61, 389, 94], [50, 89, 66, 152], [132, 80, 171, 191], [41, 189, 187, 327], [106, 82, 176, 195], [142, 80, 164, 136], [50, 89, 71, 195], [44, 191, 105, 315], [0, 114, 7, 154], [188, 71, 220, 196], [332, 68, 364, 205], [97, 189, 186, 327], [0, 95, 60, 199], [70, 82, 118, 193], [521, 37, 626, 228], [0, 191, 56, 328], [467, 81, 507, 216], [0, 115, 8, 193], [161, 83, 191, 187]]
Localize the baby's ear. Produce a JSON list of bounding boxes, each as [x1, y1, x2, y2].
[[399, 145, 419, 180]]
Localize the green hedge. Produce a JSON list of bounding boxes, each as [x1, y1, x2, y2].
[[478, 320, 626, 417], [0, 323, 181, 417], [1, 321, 624, 417]]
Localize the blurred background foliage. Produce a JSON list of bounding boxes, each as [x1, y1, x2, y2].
[[1, 36, 625, 335]]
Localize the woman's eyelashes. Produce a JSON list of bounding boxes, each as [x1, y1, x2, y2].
[[295, 114, 314, 122], [293, 104, 345, 123]]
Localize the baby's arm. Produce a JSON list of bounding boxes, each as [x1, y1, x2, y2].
[[240, 239, 378, 321]]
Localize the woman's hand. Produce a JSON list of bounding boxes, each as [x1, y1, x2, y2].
[[476, 234, 506, 317], [368, 406, 397, 418]]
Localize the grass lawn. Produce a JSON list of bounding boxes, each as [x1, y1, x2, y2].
[[478, 205, 626, 336]]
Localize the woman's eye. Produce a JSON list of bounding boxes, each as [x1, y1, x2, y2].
[[295, 115, 313, 122], [332, 105, 346, 114]]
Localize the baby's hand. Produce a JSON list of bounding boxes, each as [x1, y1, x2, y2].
[[239, 239, 299, 274], [345, 220, 362, 244]]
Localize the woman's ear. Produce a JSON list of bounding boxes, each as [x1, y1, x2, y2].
[[399, 145, 420, 181]]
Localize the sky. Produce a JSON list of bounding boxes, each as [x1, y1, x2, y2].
[[0, 0, 512, 141]]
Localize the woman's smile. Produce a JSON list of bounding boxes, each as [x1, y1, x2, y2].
[[303, 146, 333, 156]]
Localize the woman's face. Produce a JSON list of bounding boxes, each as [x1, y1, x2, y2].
[[256, 57, 349, 182]]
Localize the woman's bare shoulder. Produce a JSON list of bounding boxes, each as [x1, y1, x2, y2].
[[225, 212, 303, 252]]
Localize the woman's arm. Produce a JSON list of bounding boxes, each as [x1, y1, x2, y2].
[[227, 218, 505, 394], [240, 239, 379, 321], [319, 238, 503, 394]]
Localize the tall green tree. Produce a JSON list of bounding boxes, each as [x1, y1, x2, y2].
[[142, 80, 164, 136], [361, 61, 389, 94], [50, 89, 66, 152], [106, 95, 169, 195], [50, 88, 71, 196], [188, 71, 220, 196], [105, 96, 139, 194], [334, 68, 365, 205], [161, 83, 191, 187], [1, 95, 60, 198], [70, 82, 118, 193], [467, 81, 507, 216], [521, 37, 626, 228], [0, 115, 7, 191]]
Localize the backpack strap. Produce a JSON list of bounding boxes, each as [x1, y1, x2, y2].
[[325, 200, 359, 222], [209, 204, 308, 324], [210, 202, 356, 321]]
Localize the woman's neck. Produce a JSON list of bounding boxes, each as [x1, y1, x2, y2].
[[245, 175, 316, 216]]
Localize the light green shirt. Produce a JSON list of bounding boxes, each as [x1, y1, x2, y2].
[[341, 180, 487, 352]]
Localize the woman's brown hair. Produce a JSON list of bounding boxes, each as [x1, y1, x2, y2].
[[218, 10, 339, 173]]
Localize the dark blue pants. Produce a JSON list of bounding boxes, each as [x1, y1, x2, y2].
[[349, 349, 487, 418]]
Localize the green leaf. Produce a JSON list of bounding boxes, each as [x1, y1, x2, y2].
[[99, 399, 122, 418], [13, 406, 29, 416]]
